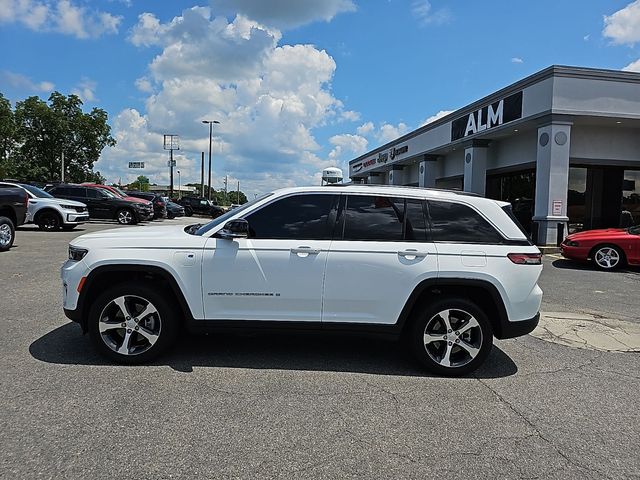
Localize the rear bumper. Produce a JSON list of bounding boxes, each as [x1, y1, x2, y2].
[[497, 312, 540, 339]]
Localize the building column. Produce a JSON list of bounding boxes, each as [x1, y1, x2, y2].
[[533, 123, 571, 246], [367, 172, 384, 184], [463, 141, 489, 195], [419, 155, 438, 188], [388, 166, 404, 185]]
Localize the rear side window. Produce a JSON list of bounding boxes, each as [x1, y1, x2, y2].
[[245, 194, 337, 240], [86, 188, 100, 199], [343, 195, 405, 241], [428, 201, 503, 244]]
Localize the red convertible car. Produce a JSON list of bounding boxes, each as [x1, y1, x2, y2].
[[561, 226, 640, 270]]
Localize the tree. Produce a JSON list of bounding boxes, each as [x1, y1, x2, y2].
[[0, 93, 15, 178], [135, 175, 150, 192], [9, 92, 115, 182]]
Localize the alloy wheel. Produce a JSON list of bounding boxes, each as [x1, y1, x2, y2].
[[0, 224, 12, 247], [98, 295, 162, 356], [118, 210, 133, 224], [40, 213, 59, 230], [423, 309, 483, 368], [594, 247, 620, 269]]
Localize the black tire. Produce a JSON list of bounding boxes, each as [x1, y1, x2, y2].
[[408, 297, 493, 377], [88, 282, 181, 364], [592, 244, 625, 271], [167, 213, 175, 219], [0, 216, 15, 252], [116, 208, 137, 225], [184, 206, 193, 217], [36, 210, 62, 231]]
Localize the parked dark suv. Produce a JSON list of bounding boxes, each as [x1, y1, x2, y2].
[[175, 196, 225, 218], [126, 191, 167, 219], [48, 184, 149, 225]]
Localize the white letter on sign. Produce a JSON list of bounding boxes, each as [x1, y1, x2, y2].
[[464, 113, 477, 137], [488, 100, 504, 128]]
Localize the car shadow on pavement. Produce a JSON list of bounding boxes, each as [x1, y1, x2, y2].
[[29, 322, 518, 379], [552, 258, 640, 273]]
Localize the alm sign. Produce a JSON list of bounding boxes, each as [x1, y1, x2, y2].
[[451, 91, 522, 141]]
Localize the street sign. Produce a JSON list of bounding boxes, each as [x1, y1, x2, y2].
[[129, 162, 145, 168], [167, 160, 176, 167]]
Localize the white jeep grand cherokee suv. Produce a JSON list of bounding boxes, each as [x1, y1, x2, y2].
[[61, 185, 542, 376]]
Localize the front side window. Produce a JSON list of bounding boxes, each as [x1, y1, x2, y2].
[[67, 187, 86, 197], [245, 194, 338, 240], [343, 195, 405, 241], [428, 201, 503, 244]]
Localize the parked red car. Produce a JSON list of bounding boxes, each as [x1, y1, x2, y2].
[[561, 226, 640, 270]]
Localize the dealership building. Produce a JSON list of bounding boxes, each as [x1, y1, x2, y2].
[[348, 66, 640, 245]]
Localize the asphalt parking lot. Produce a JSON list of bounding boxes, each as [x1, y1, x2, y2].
[[1, 221, 639, 479]]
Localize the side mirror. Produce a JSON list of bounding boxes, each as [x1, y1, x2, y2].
[[218, 218, 249, 239]]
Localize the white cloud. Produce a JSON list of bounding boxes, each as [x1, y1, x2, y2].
[[623, 58, 640, 71], [327, 133, 368, 161], [511, 57, 524, 64], [377, 122, 409, 144], [0, 0, 122, 38], [603, 0, 640, 45], [356, 121, 374, 136], [421, 110, 453, 126], [411, 0, 451, 26], [1, 70, 54, 92], [135, 77, 154, 93], [209, 0, 356, 29], [71, 78, 97, 102], [98, 7, 353, 194], [341, 110, 360, 121]]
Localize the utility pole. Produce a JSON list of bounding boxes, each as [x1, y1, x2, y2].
[[224, 175, 228, 205], [237, 181, 240, 204], [202, 120, 220, 200], [163, 134, 179, 197], [200, 152, 205, 197], [61, 151, 65, 182]]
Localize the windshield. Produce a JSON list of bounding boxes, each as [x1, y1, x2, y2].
[[112, 187, 127, 197], [629, 225, 640, 235], [101, 189, 118, 198], [20, 183, 53, 198], [194, 193, 272, 235]]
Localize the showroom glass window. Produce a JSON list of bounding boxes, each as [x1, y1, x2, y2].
[[428, 201, 503, 243], [622, 170, 640, 227], [343, 195, 405, 241], [244, 194, 337, 240]]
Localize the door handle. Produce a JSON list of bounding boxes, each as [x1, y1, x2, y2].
[[291, 246, 321, 255], [398, 249, 428, 258]]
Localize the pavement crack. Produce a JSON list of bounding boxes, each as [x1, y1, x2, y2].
[[473, 376, 613, 479]]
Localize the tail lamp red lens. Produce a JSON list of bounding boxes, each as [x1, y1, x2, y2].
[[507, 253, 542, 265]]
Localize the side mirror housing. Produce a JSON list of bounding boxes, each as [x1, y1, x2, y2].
[[218, 218, 249, 239]]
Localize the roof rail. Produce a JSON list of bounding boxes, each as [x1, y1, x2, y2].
[[322, 183, 481, 197]]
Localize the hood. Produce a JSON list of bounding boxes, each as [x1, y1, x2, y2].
[[567, 228, 626, 240], [70, 224, 199, 248], [32, 197, 86, 207], [123, 196, 151, 205]]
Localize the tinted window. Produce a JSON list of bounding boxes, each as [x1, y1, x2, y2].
[[405, 199, 428, 241], [245, 194, 337, 240], [343, 195, 404, 241], [428, 201, 503, 243], [66, 187, 86, 197], [51, 187, 72, 196], [86, 188, 101, 199]]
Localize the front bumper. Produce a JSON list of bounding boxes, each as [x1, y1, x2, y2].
[[65, 213, 90, 224]]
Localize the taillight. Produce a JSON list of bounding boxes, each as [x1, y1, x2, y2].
[[24, 195, 29, 207], [508, 253, 542, 265]]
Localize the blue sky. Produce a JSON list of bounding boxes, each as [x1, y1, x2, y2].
[[1, 0, 639, 194]]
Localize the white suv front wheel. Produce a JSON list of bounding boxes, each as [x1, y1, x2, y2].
[[88, 282, 179, 364], [409, 298, 493, 376]]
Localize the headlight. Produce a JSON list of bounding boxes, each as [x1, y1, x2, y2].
[[61, 204, 79, 210], [69, 246, 88, 261], [564, 240, 579, 247]]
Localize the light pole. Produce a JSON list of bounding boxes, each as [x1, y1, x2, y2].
[[177, 170, 181, 199], [202, 120, 220, 200], [163, 134, 179, 197]]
